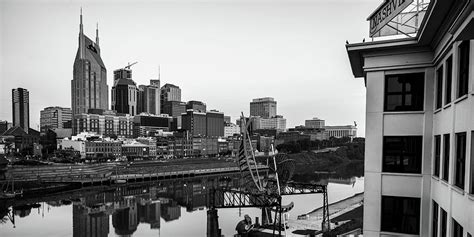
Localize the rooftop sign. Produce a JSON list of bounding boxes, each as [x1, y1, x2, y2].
[[368, 0, 414, 37]]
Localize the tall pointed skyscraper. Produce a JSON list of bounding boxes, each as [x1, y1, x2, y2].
[[71, 9, 108, 118]]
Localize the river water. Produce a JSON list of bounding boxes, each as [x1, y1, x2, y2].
[[0, 174, 364, 237]]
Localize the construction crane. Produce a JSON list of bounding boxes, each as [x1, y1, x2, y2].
[[123, 61, 138, 70]]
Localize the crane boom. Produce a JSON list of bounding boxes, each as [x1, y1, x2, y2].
[[124, 61, 138, 70]]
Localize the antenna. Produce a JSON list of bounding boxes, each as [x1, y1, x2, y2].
[[158, 64, 161, 80]]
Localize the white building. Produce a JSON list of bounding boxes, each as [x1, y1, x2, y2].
[[252, 116, 286, 131], [305, 117, 325, 129], [325, 125, 357, 138], [224, 123, 240, 137], [347, 1, 473, 236]]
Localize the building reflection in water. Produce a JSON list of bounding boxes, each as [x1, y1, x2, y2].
[[67, 174, 238, 236]]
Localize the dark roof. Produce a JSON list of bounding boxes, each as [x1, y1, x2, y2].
[[2, 126, 28, 136], [114, 78, 136, 86]]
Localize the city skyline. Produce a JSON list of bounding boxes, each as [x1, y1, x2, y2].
[[0, 0, 378, 136]]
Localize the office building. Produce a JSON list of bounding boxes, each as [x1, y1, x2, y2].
[[224, 116, 231, 124], [250, 97, 277, 119], [181, 110, 207, 137], [160, 83, 181, 113], [305, 117, 325, 129], [186, 100, 206, 113], [138, 80, 160, 115], [206, 110, 224, 138], [72, 112, 134, 138], [72, 11, 108, 117], [325, 125, 357, 138], [111, 68, 138, 116], [0, 121, 12, 135], [40, 106, 72, 133], [252, 116, 286, 131], [346, 1, 473, 236], [224, 123, 240, 137], [133, 114, 174, 137], [162, 101, 186, 118], [12, 88, 29, 133]]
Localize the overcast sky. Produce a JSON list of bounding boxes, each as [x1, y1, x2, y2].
[[0, 0, 381, 137]]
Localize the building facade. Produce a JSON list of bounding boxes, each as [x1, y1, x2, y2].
[[138, 80, 160, 115], [12, 88, 29, 133], [40, 106, 72, 133], [206, 111, 224, 138], [186, 101, 206, 113], [250, 97, 277, 119], [224, 123, 240, 137], [305, 117, 325, 129], [346, 1, 474, 236], [133, 114, 174, 137], [111, 68, 138, 116], [160, 84, 181, 114], [181, 110, 207, 137], [324, 125, 357, 138], [73, 112, 134, 138], [252, 116, 286, 131], [72, 12, 108, 117], [162, 101, 186, 118]]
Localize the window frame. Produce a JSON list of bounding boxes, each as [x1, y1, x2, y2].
[[440, 208, 447, 237], [452, 218, 463, 237], [442, 134, 450, 182], [455, 132, 467, 190], [381, 195, 421, 235], [384, 73, 425, 112], [457, 40, 470, 98], [432, 201, 439, 237], [445, 56, 453, 105], [434, 135, 441, 177], [383, 136, 423, 174], [436, 66, 444, 109]]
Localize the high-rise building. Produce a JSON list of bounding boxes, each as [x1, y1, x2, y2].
[[12, 88, 29, 133], [250, 97, 277, 119], [160, 83, 181, 113], [346, 1, 473, 236], [111, 68, 137, 116], [305, 117, 325, 129], [181, 110, 207, 137], [162, 101, 186, 118], [206, 110, 224, 138], [40, 106, 72, 133], [72, 111, 134, 138], [72, 11, 108, 117], [186, 100, 206, 113], [139, 80, 160, 115]]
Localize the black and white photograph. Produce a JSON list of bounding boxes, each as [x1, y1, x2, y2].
[[0, 0, 473, 236]]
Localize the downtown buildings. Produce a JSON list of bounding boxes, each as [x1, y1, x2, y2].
[[39, 106, 72, 133], [346, 1, 473, 236], [12, 88, 29, 133]]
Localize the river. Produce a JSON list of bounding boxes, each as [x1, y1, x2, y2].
[[0, 173, 364, 236]]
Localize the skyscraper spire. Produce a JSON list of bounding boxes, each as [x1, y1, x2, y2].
[[80, 7, 83, 34], [96, 22, 99, 46], [158, 64, 161, 80]]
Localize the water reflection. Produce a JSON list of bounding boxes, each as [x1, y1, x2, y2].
[[0, 172, 363, 236]]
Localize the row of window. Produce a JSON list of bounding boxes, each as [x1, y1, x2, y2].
[[381, 196, 473, 235], [385, 40, 471, 112], [432, 200, 471, 237], [383, 133, 473, 193]]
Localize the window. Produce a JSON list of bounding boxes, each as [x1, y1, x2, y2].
[[434, 135, 441, 177], [432, 201, 438, 237], [445, 56, 453, 104], [384, 73, 425, 111], [436, 66, 443, 109], [457, 41, 470, 98], [452, 218, 463, 237], [381, 196, 420, 234], [443, 134, 450, 182], [383, 136, 423, 173], [471, 131, 474, 194], [455, 132, 466, 190], [440, 208, 447, 237]]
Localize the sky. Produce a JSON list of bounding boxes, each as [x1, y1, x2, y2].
[[0, 0, 382, 137]]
